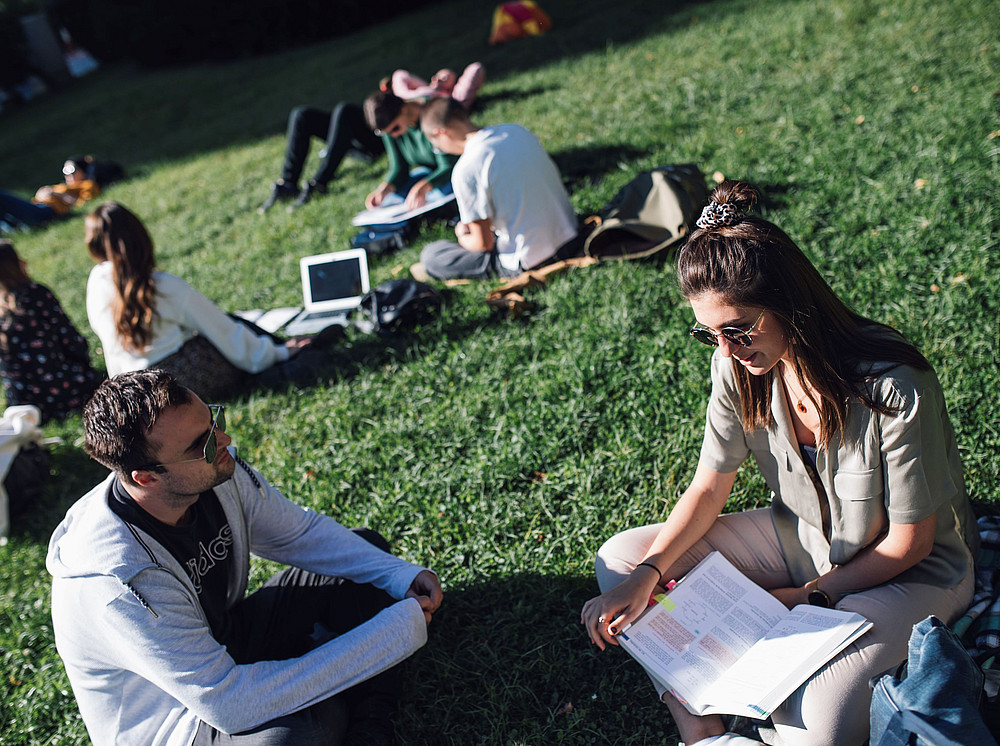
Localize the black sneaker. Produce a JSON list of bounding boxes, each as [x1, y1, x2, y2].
[[257, 181, 298, 213], [288, 181, 328, 211]]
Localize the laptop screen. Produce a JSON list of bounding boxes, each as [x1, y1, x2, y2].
[[299, 249, 370, 312]]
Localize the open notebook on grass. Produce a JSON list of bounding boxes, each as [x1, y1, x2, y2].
[[618, 551, 872, 719], [351, 188, 455, 227]]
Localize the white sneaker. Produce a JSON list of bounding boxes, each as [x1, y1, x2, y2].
[[409, 262, 432, 283]]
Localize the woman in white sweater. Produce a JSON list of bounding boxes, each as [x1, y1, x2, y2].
[[86, 202, 311, 398]]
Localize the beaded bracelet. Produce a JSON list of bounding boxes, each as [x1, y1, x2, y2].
[[636, 561, 663, 582]]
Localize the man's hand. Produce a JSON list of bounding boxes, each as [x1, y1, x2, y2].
[[405, 570, 443, 625], [404, 179, 432, 210], [366, 183, 395, 209], [456, 219, 495, 252]]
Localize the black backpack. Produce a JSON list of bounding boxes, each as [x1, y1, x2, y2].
[[4, 442, 50, 521], [360, 280, 441, 334]]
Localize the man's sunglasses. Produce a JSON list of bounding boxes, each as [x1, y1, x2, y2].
[[155, 405, 226, 467], [689, 310, 765, 348]]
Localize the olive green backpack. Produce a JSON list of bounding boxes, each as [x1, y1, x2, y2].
[[582, 164, 709, 261]]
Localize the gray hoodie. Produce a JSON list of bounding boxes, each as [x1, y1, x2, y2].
[[47, 452, 429, 746]]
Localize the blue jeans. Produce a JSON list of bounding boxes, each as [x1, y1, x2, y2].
[[869, 615, 994, 746], [0, 191, 56, 230], [419, 240, 521, 281], [419, 227, 583, 281]]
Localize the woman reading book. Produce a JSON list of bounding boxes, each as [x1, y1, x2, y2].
[[580, 180, 980, 746]]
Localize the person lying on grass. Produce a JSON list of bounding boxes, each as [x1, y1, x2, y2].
[[0, 156, 102, 232], [581, 179, 980, 746], [380, 61, 484, 111], [258, 85, 462, 215]]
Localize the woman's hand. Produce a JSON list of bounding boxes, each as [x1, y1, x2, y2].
[[580, 568, 661, 651], [404, 179, 432, 210], [283, 337, 310, 357], [770, 585, 808, 609], [366, 182, 395, 209]]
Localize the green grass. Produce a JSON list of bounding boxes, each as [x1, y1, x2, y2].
[[2, 0, 999, 742]]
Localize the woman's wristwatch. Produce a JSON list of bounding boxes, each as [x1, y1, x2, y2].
[[804, 578, 833, 608]]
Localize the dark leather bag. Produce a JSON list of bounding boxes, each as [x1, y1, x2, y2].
[[360, 280, 441, 333]]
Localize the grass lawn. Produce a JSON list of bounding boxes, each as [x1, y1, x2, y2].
[[2, 0, 999, 742]]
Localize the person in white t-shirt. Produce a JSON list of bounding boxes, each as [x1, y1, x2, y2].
[[414, 97, 580, 281]]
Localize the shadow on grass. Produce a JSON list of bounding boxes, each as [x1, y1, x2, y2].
[[4, 0, 725, 191], [396, 572, 678, 744], [13, 440, 109, 544], [472, 86, 555, 111], [248, 291, 515, 394], [551, 143, 651, 193]]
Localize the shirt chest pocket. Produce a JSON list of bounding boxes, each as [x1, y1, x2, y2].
[[832, 467, 884, 503]]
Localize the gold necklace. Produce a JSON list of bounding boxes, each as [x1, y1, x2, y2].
[[782, 373, 812, 414]]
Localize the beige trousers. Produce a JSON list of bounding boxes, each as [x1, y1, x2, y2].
[[595, 509, 975, 746]]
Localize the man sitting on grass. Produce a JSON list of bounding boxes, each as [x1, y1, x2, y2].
[[47, 369, 442, 746], [413, 96, 581, 281]]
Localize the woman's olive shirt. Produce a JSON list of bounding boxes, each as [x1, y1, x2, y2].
[[699, 349, 979, 589]]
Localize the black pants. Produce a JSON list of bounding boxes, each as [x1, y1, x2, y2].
[[281, 103, 384, 186], [192, 530, 401, 745]]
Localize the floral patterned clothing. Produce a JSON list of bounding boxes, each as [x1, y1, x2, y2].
[[0, 283, 102, 421]]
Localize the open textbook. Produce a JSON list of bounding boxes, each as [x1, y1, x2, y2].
[[351, 189, 456, 227], [618, 551, 872, 719]]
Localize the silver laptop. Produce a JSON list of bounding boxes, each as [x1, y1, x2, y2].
[[282, 249, 370, 336]]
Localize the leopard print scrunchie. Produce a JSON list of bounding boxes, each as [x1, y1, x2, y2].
[[695, 201, 744, 230]]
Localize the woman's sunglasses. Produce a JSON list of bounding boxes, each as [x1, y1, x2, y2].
[[155, 405, 226, 467], [689, 310, 765, 348]]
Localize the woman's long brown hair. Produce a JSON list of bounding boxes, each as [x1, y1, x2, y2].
[[0, 240, 31, 315], [677, 180, 930, 446], [85, 203, 157, 353]]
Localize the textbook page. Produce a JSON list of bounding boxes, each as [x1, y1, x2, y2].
[[351, 190, 456, 226], [699, 604, 871, 717], [619, 552, 788, 712], [618, 551, 870, 719]]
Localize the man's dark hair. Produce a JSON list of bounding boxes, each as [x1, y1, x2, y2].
[[420, 96, 469, 134], [363, 90, 404, 132], [83, 369, 190, 482]]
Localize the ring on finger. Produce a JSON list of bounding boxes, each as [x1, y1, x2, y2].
[[598, 616, 606, 624]]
